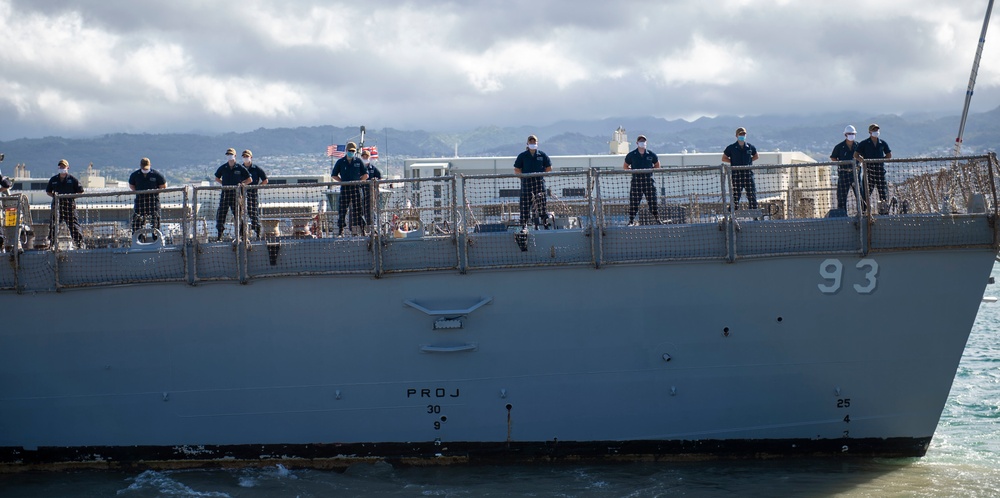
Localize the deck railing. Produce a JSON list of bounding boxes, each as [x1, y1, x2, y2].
[[0, 153, 996, 292]]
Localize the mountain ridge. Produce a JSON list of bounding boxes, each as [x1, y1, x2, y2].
[[1, 107, 997, 184]]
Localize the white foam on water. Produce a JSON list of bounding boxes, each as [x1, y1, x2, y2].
[[116, 470, 231, 497], [235, 464, 299, 488]]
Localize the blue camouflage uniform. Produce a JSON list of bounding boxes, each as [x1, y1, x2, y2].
[[724, 141, 758, 209], [332, 156, 368, 233], [830, 140, 859, 211], [245, 163, 268, 237], [855, 137, 892, 210], [624, 147, 660, 224], [214, 162, 251, 239], [363, 162, 382, 229], [128, 168, 167, 232], [46, 173, 85, 246], [513, 149, 552, 227]]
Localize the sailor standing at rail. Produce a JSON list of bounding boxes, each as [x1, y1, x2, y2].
[[128, 157, 167, 237], [361, 149, 381, 232], [830, 125, 860, 214], [331, 141, 368, 236], [46, 159, 85, 248], [722, 127, 759, 210], [213, 147, 252, 241], [241, 149, 268, 240], [853, 123, 892, 215], [513, 134, 552, 229], [623, 134, 661, 225], [0, 152, 10, 194]]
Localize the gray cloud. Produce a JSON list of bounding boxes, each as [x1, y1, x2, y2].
[[0, 0, 997, 140]]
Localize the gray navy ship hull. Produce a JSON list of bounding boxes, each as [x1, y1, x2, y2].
[[0, 248, 992, 469], [2, 153, 998, 470]]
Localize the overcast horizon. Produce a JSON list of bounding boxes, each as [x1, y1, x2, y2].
[[2, 0, 999, 141]]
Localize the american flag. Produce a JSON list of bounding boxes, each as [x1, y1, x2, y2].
[[326, 144, 346, 158], [362, 145, 379, 159]]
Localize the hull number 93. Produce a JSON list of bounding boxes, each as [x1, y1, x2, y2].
[[818, 259, 879, 294]]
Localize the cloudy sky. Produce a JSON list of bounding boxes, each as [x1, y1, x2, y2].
[[1, 0, 998, 140]]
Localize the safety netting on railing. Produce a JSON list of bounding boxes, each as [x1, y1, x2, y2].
[[240, 181, 374, 279], [860, 155, 998, 250], [375, 177, 459, 273], [731, 161, 862, 259], [462, 171, 594, 269], [191, 185, 244, 281], [0, 194, 34, 290], [48, 188, 189, 288], [1, 154, 997, 293], [595, 167, 728, 263], [731, 162, 838, 220], [865, 155, 997, 214]]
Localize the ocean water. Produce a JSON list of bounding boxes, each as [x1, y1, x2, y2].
[[3, 268, 1000, 497]]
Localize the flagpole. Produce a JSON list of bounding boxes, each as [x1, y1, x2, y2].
[[955, 0, 994, 156]]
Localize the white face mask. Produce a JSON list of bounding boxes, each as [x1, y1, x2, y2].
[[846, 134, 856, 141], [527, 143, 538, 150], [871, 131, 880, 138], [243, 157, 252, 165], [362, 158, 370, 165], [58, 168, 68, 175], [226, 154, 235, 161], [637, 141, 647, 149], [141, 166, 151, 173]]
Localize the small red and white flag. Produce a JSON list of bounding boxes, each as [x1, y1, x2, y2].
[[362, 145, 379, 159]]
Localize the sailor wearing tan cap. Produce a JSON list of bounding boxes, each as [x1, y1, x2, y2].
[[45, 159, 85, 248], [623, 134, 661, 225], [360, 148, 381, 230], [241, 149, 268, 239], [0, 152, 9, 194], [513, 135, 553, 229], [331, 141, 369, 235], [213, 147, 252, 241], [128, 157, 167, 236], [721, 127, 759, 210], [853, 124, 892, 214]]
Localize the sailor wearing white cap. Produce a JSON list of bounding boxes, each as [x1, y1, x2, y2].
[[830, 125, 860, 212]]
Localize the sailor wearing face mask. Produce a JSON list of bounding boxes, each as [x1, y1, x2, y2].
[[46, 159, 85, 248], [853, 123, 892, 214], [331, 142, 369, 236], [213, 147, 252, 241], [241, 150, 268, 239], [513, 135, 553, 229], [830, 125, 860, 213], [128, 157, 167, 236], [0, 153, 10, 194], [623, 134, 661, 225], [722, 127, 759, 210], [360, 149, 381, 232]]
